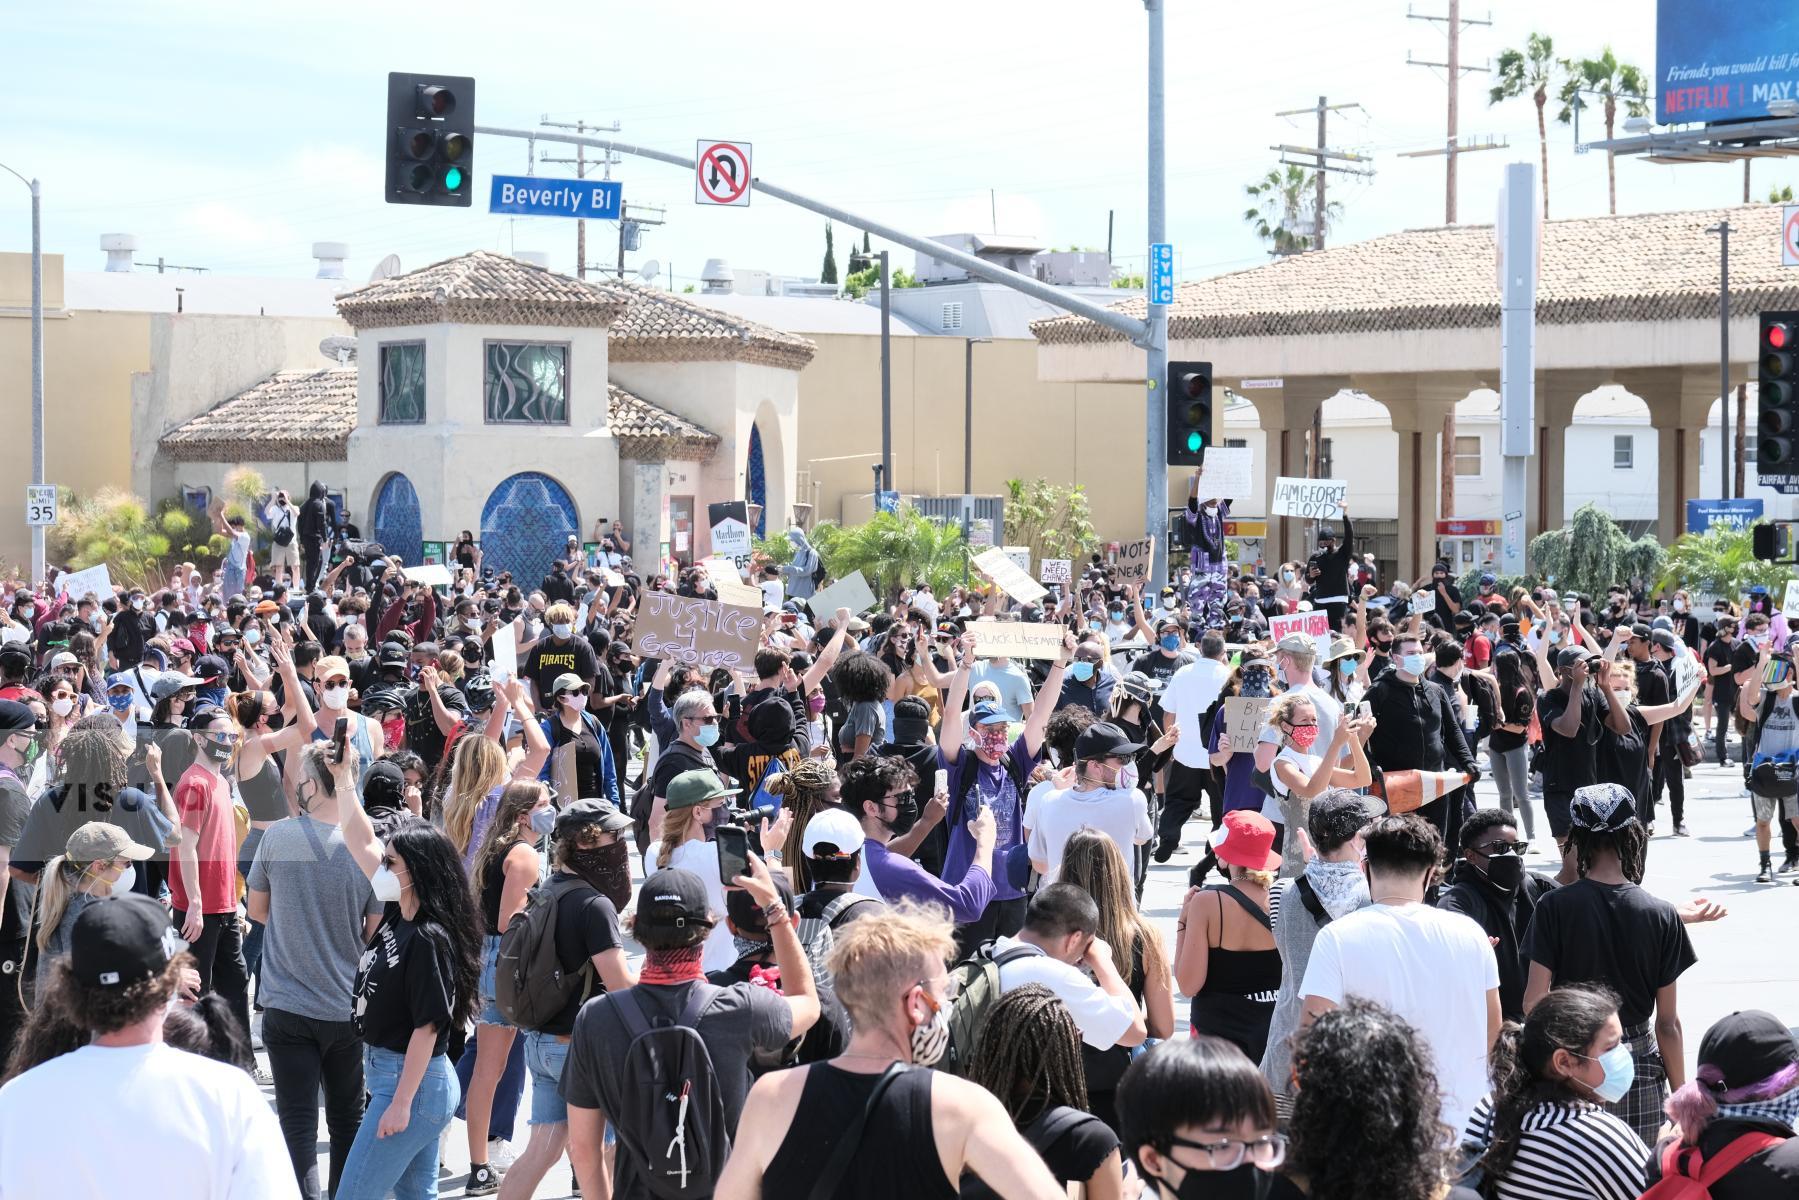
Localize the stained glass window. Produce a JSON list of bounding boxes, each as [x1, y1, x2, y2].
[[480, 472, 578, 582], [371, 473, 423, 566], [484, 342, 569, 424], [378, 342, 426, 424]]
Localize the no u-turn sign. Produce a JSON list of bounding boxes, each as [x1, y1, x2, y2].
[[696, 140, 751, 207]]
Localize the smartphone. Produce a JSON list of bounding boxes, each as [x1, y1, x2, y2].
[[716, 824, 752, 885], [934, 769, 949, 797], [1355, 701, 1372, 723], [331, 716, 350, 765]]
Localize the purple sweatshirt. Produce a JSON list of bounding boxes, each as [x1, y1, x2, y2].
[[863, 839, 995, 924]]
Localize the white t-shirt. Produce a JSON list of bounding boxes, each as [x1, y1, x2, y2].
[[1257, 682, 1346, 762], [0, 1042, 297, 1200], [1299, 902, 1500, 1140], [992, 936, 1138, 1050], [668, 837, 737, 973], [1162, 658, 1233, 768], [1022, 779, 1152, 882], [1264, 745, 1320, 824]]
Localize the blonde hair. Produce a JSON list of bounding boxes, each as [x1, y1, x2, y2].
[[1228, 862, 1278, 890], [30, 854, 104, 958], [1265, 690, 1316, 734], [443, 736, 509, 854], [655, 804, 697, 870], [826, 901, 957, 1027], [545, 602, 576, 626]]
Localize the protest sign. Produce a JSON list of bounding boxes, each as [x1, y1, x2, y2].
[[972, 547, 1048, 604], [489, 622, 518, 685], [401, 564, 453, 587], [700, 555, 762, 607], [701, 554, 745, 582], [1040, 559, 1072, 585], [1269, 477, 1347, 520], [632, 592, 762, 670], [1270, 609, 1333, 659], [1002, 546, 1031, 575], [1784, 580, 1799, 619], [969, 619, 1068, 660], [1410, 588, 1437, 615], [809, 570, 878, 619], [1112, 537, 1156, 586], [707, 501, 753, 573], [56, 563, 113, 602], [1223, 697, 1270, 749], [1193, 447, 1253, 499]]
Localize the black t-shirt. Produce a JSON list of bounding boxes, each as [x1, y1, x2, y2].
[[1647, 1121, 1799, 1198], [1128, 647, 1196, 688], [1535, 685, 1610, 797], [1707, 638, 1740, 706], [547, 714, 610, 803], [1523, 878, 1696, 1027], [525, 635, 599, 700], [353, 913, 457, 1054], [1599, 706, 1652, 813], [1731, 639, 1761, 681], [545, 875, 623, 1036], [960, 1107, 1119, 1200], [0, 771, 33, 943]]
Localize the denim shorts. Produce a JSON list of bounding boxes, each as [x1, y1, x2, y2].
[[477, 934, 508, 1026], [524, 1031, 571, 1126]]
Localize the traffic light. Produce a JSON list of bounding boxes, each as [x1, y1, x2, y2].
[[385, 73, 475, 207], [1758, 310, 1799, 479], [1165, 361, 1213, 467], [1753, 521, 1795, 563]]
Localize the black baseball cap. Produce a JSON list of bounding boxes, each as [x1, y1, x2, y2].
[[555, 798, 633, 839], [1629, 622, 1653, 641], [362, 761, 408, 814], [191, 654, 229, 683], [724, 869, 794, 935], [0, 699, 34, 736], [1555, 645, 1599, 670], [1074, 720, 1144, 761], [634, 868, 714, 943], [70, 893, 185, 988], [1696, 1010, 1799, 1093], [378, 643, 409, 669]]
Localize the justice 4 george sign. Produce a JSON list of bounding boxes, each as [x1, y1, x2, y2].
[[631, 593, 761, 670]]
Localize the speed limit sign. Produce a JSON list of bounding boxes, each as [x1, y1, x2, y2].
[[24, 486, 56, 527]]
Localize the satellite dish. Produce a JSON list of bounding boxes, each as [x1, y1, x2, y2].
[[368, 253, 403, 282], [638, 259, 661, 283], [319, 336, 358, 365]]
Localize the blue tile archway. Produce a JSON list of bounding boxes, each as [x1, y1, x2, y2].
[[371, 472, 423, 566], [480, 471, 579, 584], [746, 422, 767, 538]]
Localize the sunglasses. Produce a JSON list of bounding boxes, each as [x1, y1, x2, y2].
[[559, 686, 592, 698], [1474, 840, 1527, 857]]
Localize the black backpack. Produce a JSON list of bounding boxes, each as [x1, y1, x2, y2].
[[272, 508, 295, 546], [494, 875, 597, 1032], [608, 983, 731, 1200], [944, 940, 1042, 1075]]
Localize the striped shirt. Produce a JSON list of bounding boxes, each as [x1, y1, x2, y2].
[[1464, 1095, 1648, 1200]]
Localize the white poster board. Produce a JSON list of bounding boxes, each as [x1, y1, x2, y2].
[[56, 564, 114, 602], [1040, 559, 1072, 586], [1002, 546, 1031, 575], [1410, 589, 1437, 615], [809, 570, 879, 618], [1112, 537, 1156, 586], [401, 564, 453, 587], [971, 547, 1048, 604], [1270, 610, 1333, 659], [1192, 447, 1253, 499], [1269, 477, 1347, 520], [1783, 580, 1799, 619], [968, 619, 1067, 660], [489, 622, 519, 685]]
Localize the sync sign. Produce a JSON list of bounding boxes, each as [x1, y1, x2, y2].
[[488, 174, 623, 220]]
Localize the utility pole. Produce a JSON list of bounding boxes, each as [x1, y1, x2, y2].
[[616, 203, 666, 279], [1405, 0, 1497, 224], [540, 116, 621, 279], [1707, 219, 1732, 501], [0, 162, 43, 584], [1272, 98, 1370, 251]]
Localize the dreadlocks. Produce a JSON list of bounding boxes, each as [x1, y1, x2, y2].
[[1569, 822, 1648, 884], [966, 983, 1088, 1126], [58, 716, 130, 808], [768, 757, 841, 890]]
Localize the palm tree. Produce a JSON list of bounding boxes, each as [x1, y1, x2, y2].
[[1770, 183, 1795, 204], [1556, 47, 1650, 215], [1659, 524, 1792, 598], [809, 506, 970, 600], [1243, 165, 1337, 257], [1490, 33, 1557, 218]]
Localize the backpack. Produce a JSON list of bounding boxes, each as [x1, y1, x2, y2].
[[609, 984, 731, 1200], [793, 891, 877, 990], [1291, 875, 1333, 926], [746, 755, 787, 819], [944, 941, 1043, 1075], [272, 508, 295, 546], [1639, 1132, 1784, 1200], [493, 875, 597, 1031]]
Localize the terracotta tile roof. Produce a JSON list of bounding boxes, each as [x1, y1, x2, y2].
[[607, 282, 818, 370], [1032, 203, 1799, 346], [334, 250, 632, 330], [160, 368, 358, 462], [608, 383, 719, 462]]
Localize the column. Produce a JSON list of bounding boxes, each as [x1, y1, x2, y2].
[[1359, 373, 1483, 583], [1237, 376, 1346, 566], [1624, 366, 1729, 539], [1532, 370, 1609, 536]]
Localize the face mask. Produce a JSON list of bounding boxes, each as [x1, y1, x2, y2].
[[1069, 660, 1096, 683], [567, 841, 634, 910], [1088, 619, 1103, 632], [1241, 668, 1272, 699], [1477, 850, 1524, 895], [1674, 599, 1686, 612], [1400, 653, 1431, 676], [972, 731, 1009, 758], [200, 733, 235, 764], [243, 628, 262, 646], [909, 990, 949, 1067], [694, 723, 720, 748], [560, 692, 585, 709], [1151, 1162, 1271, 1200], [51, 697, 73, 718], [529, 806, 556, 836], [1118, 762, 1139, 792], [370, 863, 405, 904], [1548, 629, 1563, 645], [1108, 609, 1124, 622], [1338, 659, 1356, 677], [1281, 570, 1294, 583], [1577, 1043, 1636, 1103], [1162, 599, 1178, 612], [1160, 634, 1181, 652], [107, 693, 134, 714], [321, 685, 350, 709], [111, 864, 137, 896], [1287, 724, 1320, 751], [1305, 858, 1371, 920], [551, 623, 573, 639], [699, 802, 727, 841], [132, 598, 147, 612], [807, 694, 827, 715], [883, 794, 921, 835]]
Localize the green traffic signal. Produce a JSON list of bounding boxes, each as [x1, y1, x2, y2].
[[1187, 432, 1203, 452], [444, 166, 464, 191]]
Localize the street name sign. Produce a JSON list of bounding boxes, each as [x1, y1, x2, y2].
[[488, 175, 622, 219]]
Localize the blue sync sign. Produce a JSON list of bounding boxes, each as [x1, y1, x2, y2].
[[1149, 242, 1174, 306], [488, 174, 622, 220], [1657, 0, 1799, 124]]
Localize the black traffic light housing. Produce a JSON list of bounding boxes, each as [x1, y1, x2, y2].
[[1165, 360, 1213, 467], [385, 73, 475, 207], [1753, 521, 1797, 563], [1758, 310, 1799, 480]]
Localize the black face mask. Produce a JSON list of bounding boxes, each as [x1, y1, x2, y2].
[[1476, 851, 1524, 896], [882, 797, 920, 836], [1150, 1163, 1272, 1200]]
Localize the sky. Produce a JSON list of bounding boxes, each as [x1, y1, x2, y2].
[[1, 0, 1784, 291]]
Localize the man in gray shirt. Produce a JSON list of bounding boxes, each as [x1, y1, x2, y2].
[[1258, 789, 1375, 1112], [247, 744, 383, 1200]]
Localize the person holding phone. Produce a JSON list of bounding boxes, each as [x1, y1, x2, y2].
[[655, 770, 788, 972]]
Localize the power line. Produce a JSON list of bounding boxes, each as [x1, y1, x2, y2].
[[538, 116, 621, 279], [1270, 97, 1373, 252]]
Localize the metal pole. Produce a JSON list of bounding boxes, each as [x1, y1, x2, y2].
[[30, 179, 43, 587], [1719, 220, 1731, 499], [880, 250, 892, 494], [1315, 96, 1328, 250], [1446, 0, 1460, 224], [1145, 0, 1169, 588], [964, 337, 974, 499]]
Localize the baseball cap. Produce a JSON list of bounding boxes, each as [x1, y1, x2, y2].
[[634, 868, 714, 940], [377, 643, 409, 669], [1569, 782, 1638, 832], [316, 655, 350, 683], [802, 808, 865, 859], [1275, 632, 1316, 657], [0, 700, 36, 737], [1650, 629, 1682, 653], [362, 761, 408, 814], [969, 698, 1009, 727], [1316, 526, 1337, 542], [67, 821, 156, 865], [50, 651, 80, 669], [70, 893, 186, 989], [1555, 645, 1599, 670], [1650, 615, 1675, 633], [1478, 572, 1497, 587], [1074, 721, 1144, 761], [555, 798, 634, 839], [1629, 622, 1653, 641], [191, 654, 229, 683], [665, 769, 739, 811], [551, 672, 587, 696], [104, 672, 137, 694], [148, 672, 205, 702], [1695, 1010, 1799, 1093]]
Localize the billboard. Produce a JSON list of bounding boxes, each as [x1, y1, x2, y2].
[[1658, 1, 1799, 125]]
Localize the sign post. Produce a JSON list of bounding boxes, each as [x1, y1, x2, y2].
[[1149, 242, 1174, 306]]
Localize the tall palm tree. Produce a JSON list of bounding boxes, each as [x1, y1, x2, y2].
[[1489, 33, 1557, 218], [1555, 47, 1650, 216], [1243, 165, 1337, 257]]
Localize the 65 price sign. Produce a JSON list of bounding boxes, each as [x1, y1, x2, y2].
[[24, 486, 56, 527]]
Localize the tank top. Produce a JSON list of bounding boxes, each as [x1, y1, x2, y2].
[[478, 843, 513, 935], [761, 1063, 957, 1200], [1191, 886, 1282, 1066], [237, 755, 287, 822]]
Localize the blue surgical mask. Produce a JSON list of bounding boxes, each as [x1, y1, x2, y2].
[[529, 806, 556, 836], [1578, 1043, 1636, 1103], [1069, 660, 1096, 682], [1400, 653, 1431, 677], [1548, 629, 1563, 644], [695, 723, 720, 748], [1159, 634, 1181, 652], [1338, 659, 1356, 677]]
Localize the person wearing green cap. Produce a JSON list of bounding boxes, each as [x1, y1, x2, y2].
[[656, 769, 789, 974]]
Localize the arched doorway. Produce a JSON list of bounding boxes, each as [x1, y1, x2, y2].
[[370, 472, 423, 566], [746, 423, 767, 538], [480, 472, 579, 584]]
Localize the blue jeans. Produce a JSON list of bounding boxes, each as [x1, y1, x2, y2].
[[524, 1032, 571, 1126], [336, 1046, 459, 1200], [454, 1027, 525, 1140]]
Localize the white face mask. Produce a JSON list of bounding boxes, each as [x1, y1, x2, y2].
[[370, 863, 404, 903], [321, 684, 351, 710], [111, 865, 136, 896], [51, 697, 73, 718], [551, 623, 573, 639]]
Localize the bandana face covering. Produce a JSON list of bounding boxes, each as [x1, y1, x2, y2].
[[1303, 858, 1370, 921], [567, 841, 633, 910], [1717, 1088, 1799, 1133]]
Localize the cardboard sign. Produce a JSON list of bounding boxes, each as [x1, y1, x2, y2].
[[1410, 588, 1437, 615], [707, 501, 752, 572], [56, 563, 114, 602], [1223, 696, 1270, 749], [1002, 546, 1031, 575], [1270, 477, 1347, 520], [489, 622, 518, 685], [972, 547, 1048, 604], [1040, 558, 1072, 585], [632, 592, 762, 670], [968, 619, 1067, 660], [1193, 446, 1254, 499], [699, 555, 762, 608], [1112, 537, 1156, 586], [402, 564, 453, 587], [809, 570, 878, 619], [701, 554, 745, 583], [1270, 610, 1333, 659], [1784, 580, 1799, 619]]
